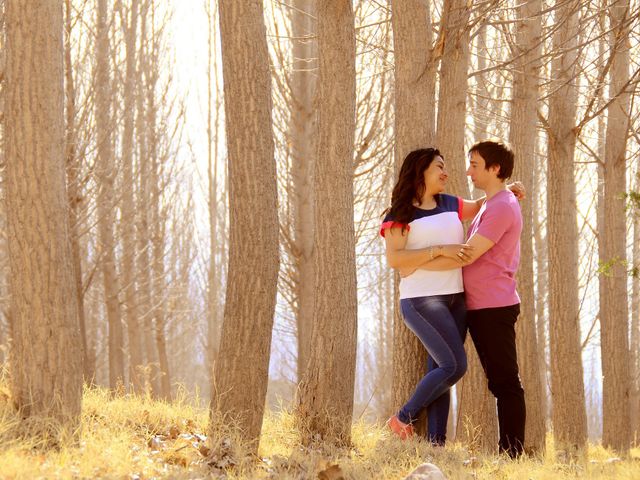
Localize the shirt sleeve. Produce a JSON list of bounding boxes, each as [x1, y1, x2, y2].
[[380, 213, 410, 237], [438, 194, 463, 220], [475, 201, 513, 244]]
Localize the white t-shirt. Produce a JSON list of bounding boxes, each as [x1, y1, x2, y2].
[[381, 194, 464, 299]]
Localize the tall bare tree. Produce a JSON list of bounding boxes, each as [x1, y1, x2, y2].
[[546, 0, 587, 452], [434, 0, 497, 450], [64, 0, 94, 383], [390, 0, 437, 435], [456, 13, 500, 452], [533, 150, 550, 427], [599, 0, 633, 453], [95, 0, 125, 390], [205, 0, 223, 393], [5, 0, 82, 432], [135, 0, 160, 397], [288, 0, 317, 384], [632, 168, 640, 443], [211, 0, 279, 451], [0, 0, 5, 357], [297, 0, 357, 445], [148, 47, 172, 400], [435, 0, 470, 195], [509, 0, 546, 453], [119, 0, 145, 393]]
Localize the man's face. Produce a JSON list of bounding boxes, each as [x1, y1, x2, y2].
[[466, 151, 497, 189]]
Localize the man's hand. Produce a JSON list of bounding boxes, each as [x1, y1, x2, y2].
[[508, 181, 526, 200], [440, 244, 474, 262]]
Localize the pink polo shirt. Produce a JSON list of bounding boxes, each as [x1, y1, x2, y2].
[[463, 189, 522, 310]]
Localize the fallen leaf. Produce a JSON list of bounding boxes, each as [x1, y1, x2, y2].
[[148, 435, 164, 450], [169, 425, 181, 439], [198, 444, 211, 457], [318, 464, 344, 480]]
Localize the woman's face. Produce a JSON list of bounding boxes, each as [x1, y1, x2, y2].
[[423, 156, 448, 194]]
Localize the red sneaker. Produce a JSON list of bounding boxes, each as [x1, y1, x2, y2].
[[386, 415, 414, 440]]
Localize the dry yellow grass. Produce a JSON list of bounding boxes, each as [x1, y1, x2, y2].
[[0, 385, 639, 479]]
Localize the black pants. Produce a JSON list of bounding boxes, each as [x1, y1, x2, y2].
[[467, 303, 526, 457]]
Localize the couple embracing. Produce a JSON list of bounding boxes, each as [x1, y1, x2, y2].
[[380, 141, 526, 458]]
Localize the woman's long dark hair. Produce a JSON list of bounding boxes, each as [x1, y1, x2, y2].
[[383, 148, 442, 229]]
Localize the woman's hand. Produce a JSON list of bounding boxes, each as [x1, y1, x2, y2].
[[508, 181, 526, 200], [397, 244, 473, 277], [398, 267, 416, 278], [440, 244, 474, 262]]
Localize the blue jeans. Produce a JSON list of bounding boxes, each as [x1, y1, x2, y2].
[[398, 293, 467, 445]]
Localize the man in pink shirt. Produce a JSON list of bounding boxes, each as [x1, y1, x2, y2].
[[461, 140, 525, 458]]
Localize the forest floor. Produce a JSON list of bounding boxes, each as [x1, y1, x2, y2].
[[0, 385, 639, 479]]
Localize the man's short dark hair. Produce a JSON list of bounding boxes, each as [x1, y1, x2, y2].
[[468, 140, 514, 180]]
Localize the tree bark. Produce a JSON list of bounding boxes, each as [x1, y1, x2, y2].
[[206, 0, 222, 395], [5, 0, 82, 431], [143, 3, 171, 400], [435, 0, 471, 196], [435, 0, 498, 450], [136, 0, 160, 397], [546, 0, 587, 452], [64, 0, 94, 383], [375, 256, 393, 416], [631, 170, 640, 444], [600, 0, 632, 453], [119, 0, 145, 393], [95, 0, 125, 390], [211, 0, 279, 451], [533, 156, 549, 427], [296, 0, 357, 446], [456, 9, 499, 453], [509, 0, 546, 454], [289, 0, 317, 385], [390, 0, 437, 436]]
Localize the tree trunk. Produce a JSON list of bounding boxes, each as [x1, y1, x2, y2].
[[631, 170, 640, 444], [64, 0, 94, 384], [137, 0, 161, 397], [206, 0, 222, 394], [5, 0, 82, 431], [533, 156, 549, 427], [212, 0, 279, 451], [390, 0, 437, 436], [119, 0, 144, 393], [456, 347, 498, 452], [150, 148, 171, 400], [435, 0, 498, 450], [435, 0, 471, 196], [472, 22, 489, 140], [375, 256, 393, 417], [509, 0, 546, 454], [95, 0, 125, 390], [546, 0, 587, 452], [0, 0, 6, 362], [456, 9, 499, 453], [600, 0, 632, 453], [296, 0, 357, 446], [289, 0, 317, 385], [143, 8, 171, 400]]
